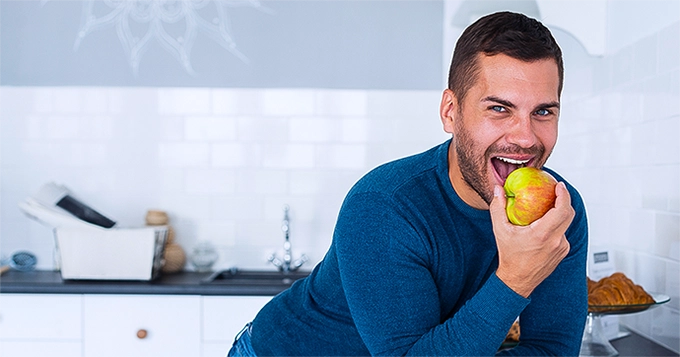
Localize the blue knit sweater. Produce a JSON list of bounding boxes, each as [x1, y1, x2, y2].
[[251, 140, 588, 356]]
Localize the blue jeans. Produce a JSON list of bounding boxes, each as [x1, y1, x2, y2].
[[227, 322, 257, 357]]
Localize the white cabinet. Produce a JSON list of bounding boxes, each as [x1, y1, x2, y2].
[[83, 294, 201, 357], [0, 341, 83, 357], [0, 294, 82, 357], [0, 292, 272, 357], [201, 296, 272, 357]]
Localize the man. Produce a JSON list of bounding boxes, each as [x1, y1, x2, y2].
[[229, 11, 588, 356]]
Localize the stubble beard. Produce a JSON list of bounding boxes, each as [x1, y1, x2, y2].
[[454, 120, 495, 205]]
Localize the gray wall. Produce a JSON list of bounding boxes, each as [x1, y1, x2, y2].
[[1, 0, 443, 89]]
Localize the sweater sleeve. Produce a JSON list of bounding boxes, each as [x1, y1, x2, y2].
[[334, 192, 530, 356]]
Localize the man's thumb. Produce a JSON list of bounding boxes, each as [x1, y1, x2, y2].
[[489, 185, 508, 223]]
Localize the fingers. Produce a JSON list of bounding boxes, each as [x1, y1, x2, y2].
[[489, 185, 508, 226], [539, 182, 574, 227], [554, 181, 571, 210]]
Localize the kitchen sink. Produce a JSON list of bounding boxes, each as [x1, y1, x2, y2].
[[201, 268, 310, 286]]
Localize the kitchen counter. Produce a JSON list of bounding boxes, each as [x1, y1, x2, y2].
[[0, 269, 298, 296], [2, 271, 677, 356], [611, 329, 678, 356]]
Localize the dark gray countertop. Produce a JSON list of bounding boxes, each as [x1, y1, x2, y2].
[[612, 328, 679, 357], [0, 270, 297, 296]]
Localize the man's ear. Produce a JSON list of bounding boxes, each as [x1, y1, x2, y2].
[[440, 89, 458, 134]]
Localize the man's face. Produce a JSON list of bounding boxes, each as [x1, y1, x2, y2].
[[440, 53, 560, 209]]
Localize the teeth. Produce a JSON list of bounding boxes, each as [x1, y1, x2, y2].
[[496, 157, 530, 165]]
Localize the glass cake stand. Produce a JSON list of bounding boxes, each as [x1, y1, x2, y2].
[[580, 293, 670, 357]]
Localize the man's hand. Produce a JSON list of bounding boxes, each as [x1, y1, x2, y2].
[[489, 182, 574, 298]]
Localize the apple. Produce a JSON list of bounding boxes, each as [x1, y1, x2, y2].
[[503, 167, 557, 226]]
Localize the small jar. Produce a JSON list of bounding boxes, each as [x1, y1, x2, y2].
[[190, 241, 218, 272]]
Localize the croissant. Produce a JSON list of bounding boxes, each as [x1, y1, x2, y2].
[[588, 272, 655, 307], [504, 320, 520, 343]]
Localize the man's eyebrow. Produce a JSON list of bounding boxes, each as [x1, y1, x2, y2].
[[482, 96, 561, 110], [482, 96, 515, 108], [538, 101, 561, 110]]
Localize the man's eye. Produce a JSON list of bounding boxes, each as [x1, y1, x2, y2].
[[535, 108, 551, 116], [491, 106, 506, 113]]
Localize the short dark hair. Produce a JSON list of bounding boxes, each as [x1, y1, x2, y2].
[[447, 11, 564, 102]]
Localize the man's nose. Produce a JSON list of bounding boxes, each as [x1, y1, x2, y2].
[[505, 115, 538, 148]]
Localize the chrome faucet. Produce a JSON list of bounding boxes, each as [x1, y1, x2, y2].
[[268, 205, 308, 273]]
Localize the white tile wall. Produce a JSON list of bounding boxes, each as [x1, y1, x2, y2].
[[0, 87, 447, 274], [551, 20, 680, 353]]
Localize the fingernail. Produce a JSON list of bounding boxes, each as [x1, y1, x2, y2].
[[494, 185, 502, 197]]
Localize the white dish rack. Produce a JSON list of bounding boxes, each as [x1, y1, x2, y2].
[[55, 225, 167, 281]]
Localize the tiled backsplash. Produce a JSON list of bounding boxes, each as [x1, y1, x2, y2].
[[550, 21, 680, 352], [595, 249, 679, 352], [0, 87, 448, 272]]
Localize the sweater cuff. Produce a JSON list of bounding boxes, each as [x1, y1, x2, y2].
[[471, 273, 530, 324]]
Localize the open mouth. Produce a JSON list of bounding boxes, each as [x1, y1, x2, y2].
[[492, 156, 532, 185]]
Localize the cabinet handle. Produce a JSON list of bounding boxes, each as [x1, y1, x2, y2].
[[137, 329, 148, 339]]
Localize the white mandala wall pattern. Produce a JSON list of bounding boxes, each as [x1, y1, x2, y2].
[[57, 0, 270, 76]]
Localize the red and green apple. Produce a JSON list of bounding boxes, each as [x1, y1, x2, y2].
[[503, 167, 557, 226]]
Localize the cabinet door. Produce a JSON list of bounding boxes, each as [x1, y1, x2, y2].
[[0, 341, 82, 357], [201, 296, 272, 357], [83, 294, 201, 357], [0, 294, 82, 357], [0, 294, 82, 339]]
